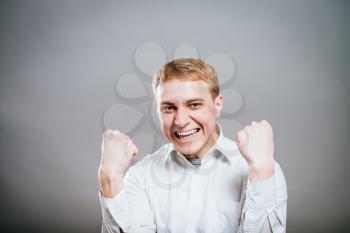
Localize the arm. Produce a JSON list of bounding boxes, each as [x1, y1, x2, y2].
[[98, 130, 140, 233], [237, 162, 287, 233], [235, 120, 287, 232], [99, 164, 156, 233], [100, 190, 128, 233]]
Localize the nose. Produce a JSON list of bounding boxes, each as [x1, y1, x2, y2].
[[174, 107, 190, 128]]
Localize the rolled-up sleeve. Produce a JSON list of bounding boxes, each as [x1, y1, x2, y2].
[[238, 162, 288, 233], [99, 164, 156, 233], [100, 189, 130, 233]]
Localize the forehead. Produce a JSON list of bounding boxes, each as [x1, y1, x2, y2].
[[157, 79, 211, 103]]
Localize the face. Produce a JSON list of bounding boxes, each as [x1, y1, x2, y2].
[[155, 79, 223, 158]]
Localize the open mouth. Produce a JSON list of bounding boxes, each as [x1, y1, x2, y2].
[[174, 128, 200, 139]]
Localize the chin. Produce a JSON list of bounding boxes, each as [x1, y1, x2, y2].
[[175, 143, 202, 157]]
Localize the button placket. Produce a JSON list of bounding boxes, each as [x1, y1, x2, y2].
[[186, 170, 207, 231]]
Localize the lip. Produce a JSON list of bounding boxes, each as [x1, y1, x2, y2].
[[174, 128, 201, 140]]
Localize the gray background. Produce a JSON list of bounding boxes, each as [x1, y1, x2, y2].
[[1, 0, 349, 232]]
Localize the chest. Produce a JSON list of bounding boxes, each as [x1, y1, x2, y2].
[[146, 164, 245, 233]]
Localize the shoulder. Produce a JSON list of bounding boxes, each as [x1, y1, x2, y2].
[[131, 143, 172, 168]]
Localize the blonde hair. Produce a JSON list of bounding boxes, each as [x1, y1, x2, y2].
[[152, 58, 219, 99]]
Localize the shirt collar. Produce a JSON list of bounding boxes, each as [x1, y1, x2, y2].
[[165, 123, 240, 163]]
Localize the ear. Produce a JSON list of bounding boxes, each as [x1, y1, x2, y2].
[[214, 94, 224, 118]]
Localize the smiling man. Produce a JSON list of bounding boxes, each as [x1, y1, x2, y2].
[[98, 58, 287, 233]]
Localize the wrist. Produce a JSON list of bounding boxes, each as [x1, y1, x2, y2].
[[248, 162, 274, 182], [99, 168, 124, 198]]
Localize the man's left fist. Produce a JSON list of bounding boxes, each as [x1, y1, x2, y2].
[[235, 120, 275, 182]]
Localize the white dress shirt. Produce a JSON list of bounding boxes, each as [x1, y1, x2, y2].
[[99, 127, 288, 233]]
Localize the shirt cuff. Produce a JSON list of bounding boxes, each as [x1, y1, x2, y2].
[[246, 174, 277, 209], [99, 190, 129, 231]]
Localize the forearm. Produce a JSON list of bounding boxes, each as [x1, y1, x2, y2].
[[99, 189, 130, 233], [238, 162, 288, 233], [99, 164, 156, 233], [98, 169, 128, 232], [248, 161, 275, 183]]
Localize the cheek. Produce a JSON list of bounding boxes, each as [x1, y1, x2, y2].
[[160, 114, 173, 130], [192, 107, 217, 122]]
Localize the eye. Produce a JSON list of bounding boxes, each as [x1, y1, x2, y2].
[[189, 103, 202, 109], [161, 105, 175, 113]]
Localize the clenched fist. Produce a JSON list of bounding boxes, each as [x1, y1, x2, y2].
[[235, 120, 275, 182], [98, 130, 138, 197]]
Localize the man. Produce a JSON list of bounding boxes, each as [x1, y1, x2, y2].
[[98, 58, 287, 232]]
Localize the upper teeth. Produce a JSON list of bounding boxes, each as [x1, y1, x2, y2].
[[177, 128, 198, 137]]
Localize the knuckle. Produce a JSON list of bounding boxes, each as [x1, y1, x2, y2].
[[103, 129, 112, 136], [118, 135, 127, 142], [119, 134, 131, 144], [262, 120, 272, 128]]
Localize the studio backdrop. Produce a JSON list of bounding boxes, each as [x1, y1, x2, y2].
[[0, 1, 349, 232]]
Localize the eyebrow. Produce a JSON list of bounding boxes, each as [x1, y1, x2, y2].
[[187, 98, 204, 103], [160, 101, 176, 106], [160, 98, 205, 105]]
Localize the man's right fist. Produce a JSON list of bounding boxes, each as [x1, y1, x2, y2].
[[98, 130, 138, 197]]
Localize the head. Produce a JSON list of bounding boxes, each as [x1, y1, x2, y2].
[[153, 58, 224, 158]]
